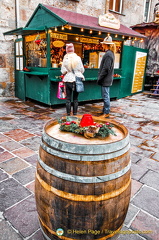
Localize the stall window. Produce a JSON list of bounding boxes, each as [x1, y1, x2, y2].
[[50, 32, 68, 68], [15, 39, 23, 71], [49, 32, 122, 69], [83, 41, 122, 69], [98, 41, 122, 69], [109, 0, 123, 13], [83, 43, 103, 68], [144, 0, 151, 22], [25, 32, 47, 67]]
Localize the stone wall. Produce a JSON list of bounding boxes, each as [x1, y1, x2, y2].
[[0, 0, 16, 96], [118, 0, 144, 27], [0, 0, 158, 96]]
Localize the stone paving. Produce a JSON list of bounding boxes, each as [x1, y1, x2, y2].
[[0, 93, 159, 240]]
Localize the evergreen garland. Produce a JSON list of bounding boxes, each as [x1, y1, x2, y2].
[[58, 117, 117, 139]]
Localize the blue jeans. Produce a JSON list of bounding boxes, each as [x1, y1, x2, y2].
[[101, 86, 110, 114]]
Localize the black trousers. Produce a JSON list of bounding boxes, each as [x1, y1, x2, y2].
[[65, 82, 79, 115], [65, 82, 79, 101]]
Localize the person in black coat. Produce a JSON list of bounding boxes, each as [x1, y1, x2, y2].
[[97, 36, 115, 118]]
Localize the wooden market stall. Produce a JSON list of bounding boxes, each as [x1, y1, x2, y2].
[[4, 3, 148, 105]]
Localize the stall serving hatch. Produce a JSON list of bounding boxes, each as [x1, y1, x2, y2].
[[4, 3, 148, 105]]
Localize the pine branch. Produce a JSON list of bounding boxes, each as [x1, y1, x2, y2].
[[58, 118, 117, 139]]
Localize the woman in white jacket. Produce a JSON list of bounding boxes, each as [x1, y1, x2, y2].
[[61, 43, 85, 115]]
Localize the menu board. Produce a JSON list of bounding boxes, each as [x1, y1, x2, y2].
[[89, 52, 98, 68], [98, 52, 105, 68], [114, 53, 120, 69], [131, 51, 147, 93]]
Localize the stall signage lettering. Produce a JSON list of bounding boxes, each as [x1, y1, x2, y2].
[[51, 33, 68, 40], [80, 37, 99, 44], [98, 13, 120, 30], [25, 33, 46, 42]]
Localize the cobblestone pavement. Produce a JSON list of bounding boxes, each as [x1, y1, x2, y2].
[[0, 93, 159, 240]]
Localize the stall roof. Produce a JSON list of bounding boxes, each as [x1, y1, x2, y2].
[[4, 3, 146, 38], [3, 27, 46, 36], [43, 4, 145, 38]]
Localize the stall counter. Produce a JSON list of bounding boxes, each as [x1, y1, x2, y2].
[[18, 68, 122, 105]]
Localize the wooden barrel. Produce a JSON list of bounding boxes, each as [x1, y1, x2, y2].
[[35, 117, 131, 240]]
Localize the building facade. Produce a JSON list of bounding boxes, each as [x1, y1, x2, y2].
[[0, 0, 158, 96]]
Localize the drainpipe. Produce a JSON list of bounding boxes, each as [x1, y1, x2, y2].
[[15, 0, 20, 28], [147, 0, 152, 22], [105, 0, 110, 13]]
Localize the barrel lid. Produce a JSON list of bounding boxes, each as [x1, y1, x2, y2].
[[42, 117, 129, 155]]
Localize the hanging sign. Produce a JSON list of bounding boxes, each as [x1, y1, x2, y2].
[[53, 40, 65, 48], [98, 13, 120, 30]]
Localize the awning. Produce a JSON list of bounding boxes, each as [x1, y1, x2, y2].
[[4, 3, 146, 39], [4, 27, 46, 36]]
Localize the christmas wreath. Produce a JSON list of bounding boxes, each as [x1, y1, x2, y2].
[[58, 115, 117, 139]]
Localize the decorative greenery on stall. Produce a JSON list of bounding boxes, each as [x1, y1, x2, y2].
[[58, 115, 117, 139], [34, 34, 41, 45], [55, 75, 64, 80]]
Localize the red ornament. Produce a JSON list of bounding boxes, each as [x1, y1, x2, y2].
[[65, 122, 71, 125], [80, 114, 94, 127], [95, 123, 103, 128], [23, 67, 30, 72], [35, 39, 41, 45], [60, 74, 65, 79], [71, 121, 76, 124]]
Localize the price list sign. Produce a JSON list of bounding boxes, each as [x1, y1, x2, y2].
[[131, 51, 147, 93]]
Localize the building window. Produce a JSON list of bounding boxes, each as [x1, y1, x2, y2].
[[144, 0, 151, 22], [15, 39, 23, 71], [109, 0, 123, 13]]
